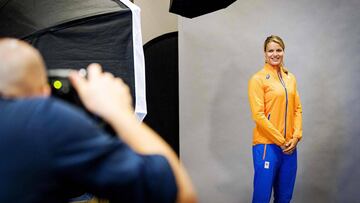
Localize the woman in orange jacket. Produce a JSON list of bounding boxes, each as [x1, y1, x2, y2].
[[248, 35, 302, 203]]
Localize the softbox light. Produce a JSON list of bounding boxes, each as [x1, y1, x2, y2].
[[0, 0, 147, 120]]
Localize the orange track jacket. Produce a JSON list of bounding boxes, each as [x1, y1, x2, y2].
[[248, 63, 302, 146]]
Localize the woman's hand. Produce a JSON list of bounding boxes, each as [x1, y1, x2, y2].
[[283, 137, 299, 155]]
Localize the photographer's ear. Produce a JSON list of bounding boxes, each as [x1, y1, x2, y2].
[[41, 83, 51, 97]]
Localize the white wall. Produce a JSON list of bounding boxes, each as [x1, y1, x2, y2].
[[179, 0, 360, 202], [134, 0, 177, 44]]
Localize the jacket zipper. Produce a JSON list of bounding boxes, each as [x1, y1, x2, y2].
[[277, 72, 288, 138]]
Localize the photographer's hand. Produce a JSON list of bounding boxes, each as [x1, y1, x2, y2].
[[69, 63, 134, 123]]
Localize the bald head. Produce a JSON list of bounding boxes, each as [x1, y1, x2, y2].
[[0, 38, 50, 98]]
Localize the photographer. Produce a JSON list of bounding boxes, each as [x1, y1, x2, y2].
[[0, 38, 196, 203]]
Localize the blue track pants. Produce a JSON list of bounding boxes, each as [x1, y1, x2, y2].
[[252, 144, 297, 203]]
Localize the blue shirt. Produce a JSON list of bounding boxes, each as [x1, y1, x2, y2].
[[0, 97, 177, 203]]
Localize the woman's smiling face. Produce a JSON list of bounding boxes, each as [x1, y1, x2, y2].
[[265, 41, 284, 68]]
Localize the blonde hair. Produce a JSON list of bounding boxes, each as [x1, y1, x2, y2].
[[264, 35, 285, 52]]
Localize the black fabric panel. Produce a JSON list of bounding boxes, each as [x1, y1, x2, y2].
[[25, 11, 135, 102], [169, 0, 237, 18], [143, 32, 179, 156], [0, 0, 126, 38]]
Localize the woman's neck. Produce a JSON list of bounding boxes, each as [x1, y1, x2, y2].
[[267, 63, 281, 72]]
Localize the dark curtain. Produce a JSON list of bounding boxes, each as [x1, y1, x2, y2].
[[143, 32, 179, 156]]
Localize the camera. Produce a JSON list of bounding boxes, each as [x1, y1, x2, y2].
[[47, 69, 85, 106], [47, 69, 115, 135]]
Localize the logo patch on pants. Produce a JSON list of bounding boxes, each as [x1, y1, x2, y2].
[[264, 161, 270, 169]]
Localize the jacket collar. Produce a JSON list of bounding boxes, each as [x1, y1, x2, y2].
[[264, 63, 288, 77]]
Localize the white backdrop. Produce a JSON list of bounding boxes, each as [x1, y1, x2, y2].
[[179, 0, 360, 202]]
